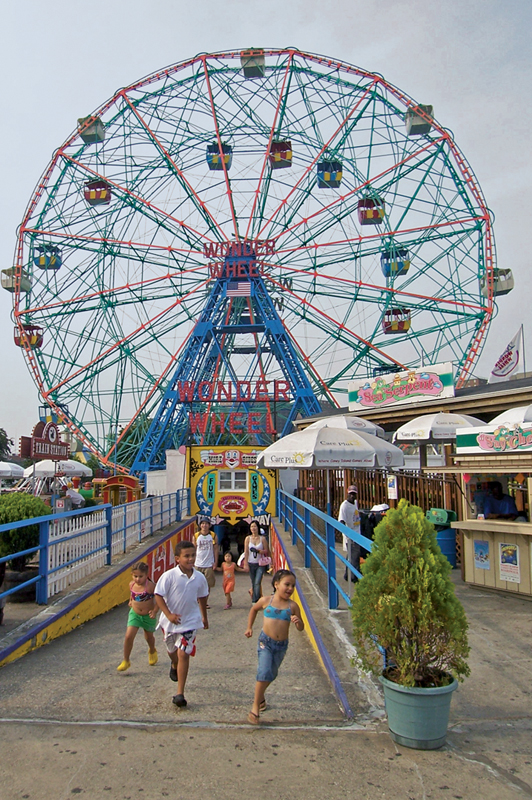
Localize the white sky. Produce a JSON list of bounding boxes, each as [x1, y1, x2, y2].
[[0, 0, 530, 444]]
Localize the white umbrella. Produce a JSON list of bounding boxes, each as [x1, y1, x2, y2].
[[258, 427, 403, 515], [490, 405, 532, 426], [305, 414, 385, 438], [23, 459, 93, 478], [0, 461, 24, 478], [393, 412, 486, 442], [257, 427, 404, 469]]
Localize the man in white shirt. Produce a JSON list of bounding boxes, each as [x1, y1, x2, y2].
[[155, 539, 209, 708], [337, 484, 361, 582]]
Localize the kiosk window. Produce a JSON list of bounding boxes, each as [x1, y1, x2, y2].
[[219, 471, 248, 491]]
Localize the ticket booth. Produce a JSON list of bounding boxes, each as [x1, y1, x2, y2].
[[450, 424, 532, 597], [188, 446, 276, 550]]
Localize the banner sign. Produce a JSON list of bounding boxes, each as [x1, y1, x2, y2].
[[348, 362, 454, 411], [488, 328, 522, 383], [457, 424, 532, 454]]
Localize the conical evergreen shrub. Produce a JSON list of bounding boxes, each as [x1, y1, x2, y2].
[[351, 499, 470, 687]]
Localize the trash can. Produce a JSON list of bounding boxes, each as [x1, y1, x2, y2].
[[425, 508, 457, 568]]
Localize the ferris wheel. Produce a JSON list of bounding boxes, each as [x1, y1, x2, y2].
[[7, 48, 503, 467]]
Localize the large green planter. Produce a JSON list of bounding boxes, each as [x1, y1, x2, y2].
[[379, 674, 458, 750]]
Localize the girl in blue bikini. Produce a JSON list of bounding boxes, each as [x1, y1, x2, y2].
[[244, 568, 304, 724], [117, 561, 158, 672]]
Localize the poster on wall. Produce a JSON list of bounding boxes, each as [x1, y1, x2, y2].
[[499, 543, 520, 583], [473, 540, 490, 570], [387, 474, 398, 500]]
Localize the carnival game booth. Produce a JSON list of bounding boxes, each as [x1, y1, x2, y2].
[[188, 446, 276, 547], [450, 418, 532, 597]]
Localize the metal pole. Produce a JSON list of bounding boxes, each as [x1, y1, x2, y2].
[[521, 323, 527, 377]]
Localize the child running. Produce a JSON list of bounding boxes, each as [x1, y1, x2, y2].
[[244, 568, 304, 724], [117, 561, 158, 671], [215, 550, 246, 609], [154, 539, 209, 708]]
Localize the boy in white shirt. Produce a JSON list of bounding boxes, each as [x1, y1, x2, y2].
[[155, 539, 209, 708], [193, 519, 219, 606]]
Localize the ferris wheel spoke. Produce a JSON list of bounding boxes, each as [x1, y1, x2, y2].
[[255, 77, 380, 240], [118, 89, 230, 243], [57, 152, 218, 252], [243, 53, 295, 240], [202, 57, 239, 239]]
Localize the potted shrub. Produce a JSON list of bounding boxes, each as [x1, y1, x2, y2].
[[351, 498, 470, 750], [0, 494, 50, 600]]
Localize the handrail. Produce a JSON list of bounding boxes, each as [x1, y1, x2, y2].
[[0, 488, 190, 605], [277, 488, 373, 609]]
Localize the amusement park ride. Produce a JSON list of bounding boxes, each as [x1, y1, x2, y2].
[[4, 48, 512, 479]]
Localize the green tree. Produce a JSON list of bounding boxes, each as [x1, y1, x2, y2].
[[0, 428, 14, 460], [0, 494, 50, 571], [351, 499, 470, 687]]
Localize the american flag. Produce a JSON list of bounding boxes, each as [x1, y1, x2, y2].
[[226, 281, 251, 297]]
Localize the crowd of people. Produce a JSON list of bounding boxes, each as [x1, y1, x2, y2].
[[117, 517, 303, 724]]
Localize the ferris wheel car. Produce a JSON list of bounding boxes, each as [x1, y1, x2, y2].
[[382, 308, 411, 335], [77, 115, 105, 144], [358, 197, 385, 225], [1, 268, 31, 293], [480, 268, 514, 297], [84, 180, 111, 206], [405, 104, 433, 136], [206, 143, 233, 171], [240, 49, 265, 78], [269, 140, 292, 169], [317, 161, 342, 188], [34, 245, 62, 270], [14, 324, 44, 349], [381, 248, 410, 277]]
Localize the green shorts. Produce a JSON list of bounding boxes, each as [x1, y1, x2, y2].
[[127, 607, 157, 632]]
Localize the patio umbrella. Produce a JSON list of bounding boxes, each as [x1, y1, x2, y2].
[[257, 426, 404, 513], [305, 414, 385, 438], [393, 412, 486, 468], [393, 412, 485, 442], [0, 461, 24, 479], [258, 426, 404, 469], [490, 405, 532, 426], [23, 459, 93, 478]]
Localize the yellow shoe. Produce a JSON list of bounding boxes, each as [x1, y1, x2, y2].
[[148, 649, 158, 666], [117, 660, 131, 672]]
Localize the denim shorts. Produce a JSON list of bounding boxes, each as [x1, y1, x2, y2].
[[256, 631, 288, 682]]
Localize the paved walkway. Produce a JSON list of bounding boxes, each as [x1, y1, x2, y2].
[[1, 522, 531, 799]]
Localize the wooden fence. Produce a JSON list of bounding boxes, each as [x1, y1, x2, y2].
[[296, 468, 464, 562]]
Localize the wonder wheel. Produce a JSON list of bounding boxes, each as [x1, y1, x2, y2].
[[7, 48, 499, 467]]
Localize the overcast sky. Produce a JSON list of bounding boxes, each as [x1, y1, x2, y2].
[[0, 0, 530, 445]]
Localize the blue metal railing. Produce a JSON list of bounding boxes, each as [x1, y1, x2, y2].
[[277, 488, 373, 609], [0, 489, 189, 605]]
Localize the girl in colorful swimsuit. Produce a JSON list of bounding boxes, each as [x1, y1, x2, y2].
[[117, 561, 158, 671], [244, 569, 304, 724]]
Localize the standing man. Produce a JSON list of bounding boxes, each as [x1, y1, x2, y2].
[[193, 519, 219, 607], [338, 484, 361, 582]]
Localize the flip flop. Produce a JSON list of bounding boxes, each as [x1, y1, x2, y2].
[[247, 711, 260, 725], [169, 665, 178, 682], [259, 700, 267, 712]]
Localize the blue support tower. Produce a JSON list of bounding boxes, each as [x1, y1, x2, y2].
[[131, 242, 322, 475]]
